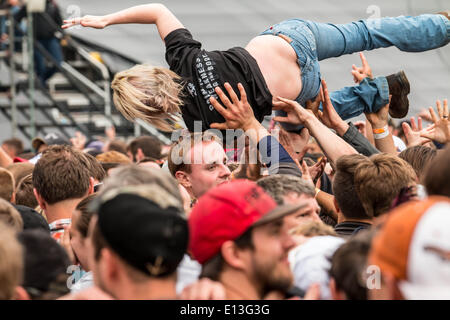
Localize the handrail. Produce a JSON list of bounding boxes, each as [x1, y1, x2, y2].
[[43, 10, 171, 143], [60, 61, 105, 98], [0, 9, 18, 137], [69, 42, 112, 118], [40, 10, 172, 143], [68, 34, 140, 66], [135, 119, 171, 145], [8, 10, 16, 138], [38, 12, 112, 123], [1, 7, 170, 143]]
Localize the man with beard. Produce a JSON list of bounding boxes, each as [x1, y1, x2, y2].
[[188, 179, 305, 299]]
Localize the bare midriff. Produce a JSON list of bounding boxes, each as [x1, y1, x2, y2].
[[245, 34, 302, 102]]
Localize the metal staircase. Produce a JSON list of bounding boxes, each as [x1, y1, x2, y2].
[[0, 8, 171, 145]]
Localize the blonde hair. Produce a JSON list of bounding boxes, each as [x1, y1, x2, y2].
[[291, 220, 337, 237], [96, 151, 131, 164], [111, 65, 184, 132]]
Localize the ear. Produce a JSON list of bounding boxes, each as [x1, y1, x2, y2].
[[175, 171, 191, 189], [14, 286, 31, 300], [99, 248, 120, 289], [220, 240, 249, 271], [10, 192, 16, 204], [127, 151, 134, 162], [88, 177, 95, 195], [33, 188, 46, 211], [136, 148, 145, 162], [333, 197, 346, 224], [90, 249, 118, 294], [333, 197, 340, 213]]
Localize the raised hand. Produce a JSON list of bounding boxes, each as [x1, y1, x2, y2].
[[353, 121, 367, 136], [272, 98, 314, 126], [316, 79, 350, 136], [299, 160, 314, 185], [308, 156, 327, 185], [417, 108, 433, 122], [351, 52, 373, 84], [365, 103, 389, 129], [420, 99, 450, 144], [209, 83, 258, 131], [305, 87, 323, 118], [62, 15, 109, 29], [317, 80, 342, 127], [276, 126, 310, 161], [402, 116, 430, 147]]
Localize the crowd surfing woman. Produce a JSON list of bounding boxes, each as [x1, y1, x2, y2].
[[63, 5, 450, 132]]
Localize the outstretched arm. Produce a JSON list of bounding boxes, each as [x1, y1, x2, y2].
[[273, 84, 358, 168], [419, 99, 450, 146], [209, 83, 302, 177], [62, 3, 184, 42], [365, 102, 397, 155]]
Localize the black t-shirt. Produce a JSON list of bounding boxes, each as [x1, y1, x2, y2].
[[334, 221, 371, 238], [165, 28, 273, 132]]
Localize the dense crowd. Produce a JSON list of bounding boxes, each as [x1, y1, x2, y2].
[[0, 2, 449, 300]]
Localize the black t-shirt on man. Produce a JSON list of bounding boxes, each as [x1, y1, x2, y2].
[[165, 28, 273, 132]]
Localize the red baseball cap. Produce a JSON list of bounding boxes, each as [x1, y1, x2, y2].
[[188, 179, 305, 264]]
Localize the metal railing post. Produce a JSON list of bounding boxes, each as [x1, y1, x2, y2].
[[8, 11, 17, 137], [134, 121, 141, 137], [26, 10, 36, 138]]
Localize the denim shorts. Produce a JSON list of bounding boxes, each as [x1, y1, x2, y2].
[[260, 19, 322, 106], [261, 15, 450, 105]]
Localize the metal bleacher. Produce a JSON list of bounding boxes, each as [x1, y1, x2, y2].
[[0, 6, 171, 146]]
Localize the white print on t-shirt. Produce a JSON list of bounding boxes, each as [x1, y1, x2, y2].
[[195, 52, 220, 111], [187, 82, 197, 97]]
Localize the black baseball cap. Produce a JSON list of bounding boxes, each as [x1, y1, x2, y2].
[[13, 205, 50, 233], [17, 229, 71, 298], [32, 132, 71, 151], [97, 193, 188, 278]]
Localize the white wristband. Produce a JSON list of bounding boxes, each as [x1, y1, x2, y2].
[[373, 125, 389, 140]]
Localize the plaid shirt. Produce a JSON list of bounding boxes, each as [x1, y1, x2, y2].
[[49, 218, 71, 243]]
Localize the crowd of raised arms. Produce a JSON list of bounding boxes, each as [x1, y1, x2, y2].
[[0, 1, 449, 301]]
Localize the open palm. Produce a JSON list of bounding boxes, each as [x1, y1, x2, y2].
[[273, 98, 313, 126], [420, 99, 450, 144]]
